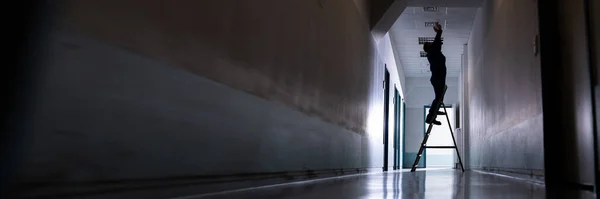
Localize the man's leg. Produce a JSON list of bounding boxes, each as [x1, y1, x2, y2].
[[426, 77, 445, 124], [432, 71, 446, 110], [431, 82, 444, 110]]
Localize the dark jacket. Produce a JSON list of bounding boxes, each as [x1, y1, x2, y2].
[[426, 30, 447, 75]]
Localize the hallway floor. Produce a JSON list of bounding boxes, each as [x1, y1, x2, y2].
[[172, 169, 547, 199]]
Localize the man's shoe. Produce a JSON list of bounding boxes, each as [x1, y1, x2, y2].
[[426, 119, 442, 125], [425, 116, 442, 125]]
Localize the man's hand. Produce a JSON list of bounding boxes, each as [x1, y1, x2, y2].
[[433, 23, 442, 32]]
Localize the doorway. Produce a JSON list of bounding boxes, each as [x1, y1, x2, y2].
[[423, 106, 455, 168], [383, 67, 390, 171], [393, 88, 403, 170]]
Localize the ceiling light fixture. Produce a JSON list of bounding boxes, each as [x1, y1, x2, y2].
[[424, 21, 438, 27], [423, 7, 439, 12]]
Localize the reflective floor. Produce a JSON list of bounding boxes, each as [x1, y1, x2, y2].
[[172, 169, 547, 199]]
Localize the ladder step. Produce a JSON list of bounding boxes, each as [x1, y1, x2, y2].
[[411, 87, 465, 172], [425, 146, 456, 149]]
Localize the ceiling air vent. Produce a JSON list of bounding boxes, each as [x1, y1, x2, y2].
[[418, 37, 444, 44], [420, 51, 427, 57], [423, 7, 439, 12], [424, 21, 439, 27]]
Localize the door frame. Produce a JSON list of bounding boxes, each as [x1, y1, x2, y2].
[[402, 101, 407, 168], [423, 105, 453, 168], [383, 67, 390, 171], [393, 88, 402, 170]]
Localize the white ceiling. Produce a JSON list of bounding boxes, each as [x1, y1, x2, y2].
[[390, 7, 478, 77], [406, 0, 482, 7]]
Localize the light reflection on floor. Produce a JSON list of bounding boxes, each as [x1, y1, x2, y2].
[[173, 168, 547, 199]]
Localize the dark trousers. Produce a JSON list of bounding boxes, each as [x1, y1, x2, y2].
[[426, 72, 446, 121]]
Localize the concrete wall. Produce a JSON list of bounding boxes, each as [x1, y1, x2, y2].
[[402, 77, 458, 167], [591, 0, 600, 175], [460, 43, 470, 168], [15, 0, 403, 197], [353, 0, 371, 22], [55, 0, 379, 134], [466, 0, 543, 176], [379, 34, 406, 99], [390, 34, 408, 97], [537, 0, 596, 189]]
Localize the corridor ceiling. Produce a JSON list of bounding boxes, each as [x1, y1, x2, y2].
[[390, 5, 479, 77], [406, 0, 482, 7]]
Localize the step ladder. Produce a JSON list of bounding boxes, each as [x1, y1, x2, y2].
[[411, 85, 465, 172]]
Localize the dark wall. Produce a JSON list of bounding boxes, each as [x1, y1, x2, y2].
[[590, 0, 600, 182], [538, 0, 596, 192], [466, 0, 544, 176], [11, 0, 399, 197], [56, 0, 375, 134]]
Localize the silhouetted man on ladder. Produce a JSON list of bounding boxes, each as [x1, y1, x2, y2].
[[423, 23, 446, 125], [411, 22, 464, 172]]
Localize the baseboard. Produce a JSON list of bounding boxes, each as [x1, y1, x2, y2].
[[11, 168, 376, 199], [471, 167, 545, 186]]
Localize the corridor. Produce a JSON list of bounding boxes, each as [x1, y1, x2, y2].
[[2, 0, 599, 198]]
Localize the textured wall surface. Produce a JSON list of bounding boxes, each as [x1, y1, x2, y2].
[[16, 0, 402, 192], [24, 32, 369, 181], [538, 0, 596, 187], [352, 0, 371, 22], [56, 0, 375, 134], [390, 33, 408, 96], [592, 0, 600, 169], [466, 0, 543, 175]]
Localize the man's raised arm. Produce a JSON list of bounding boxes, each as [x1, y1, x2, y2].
[[433, 23, 443, 45]]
